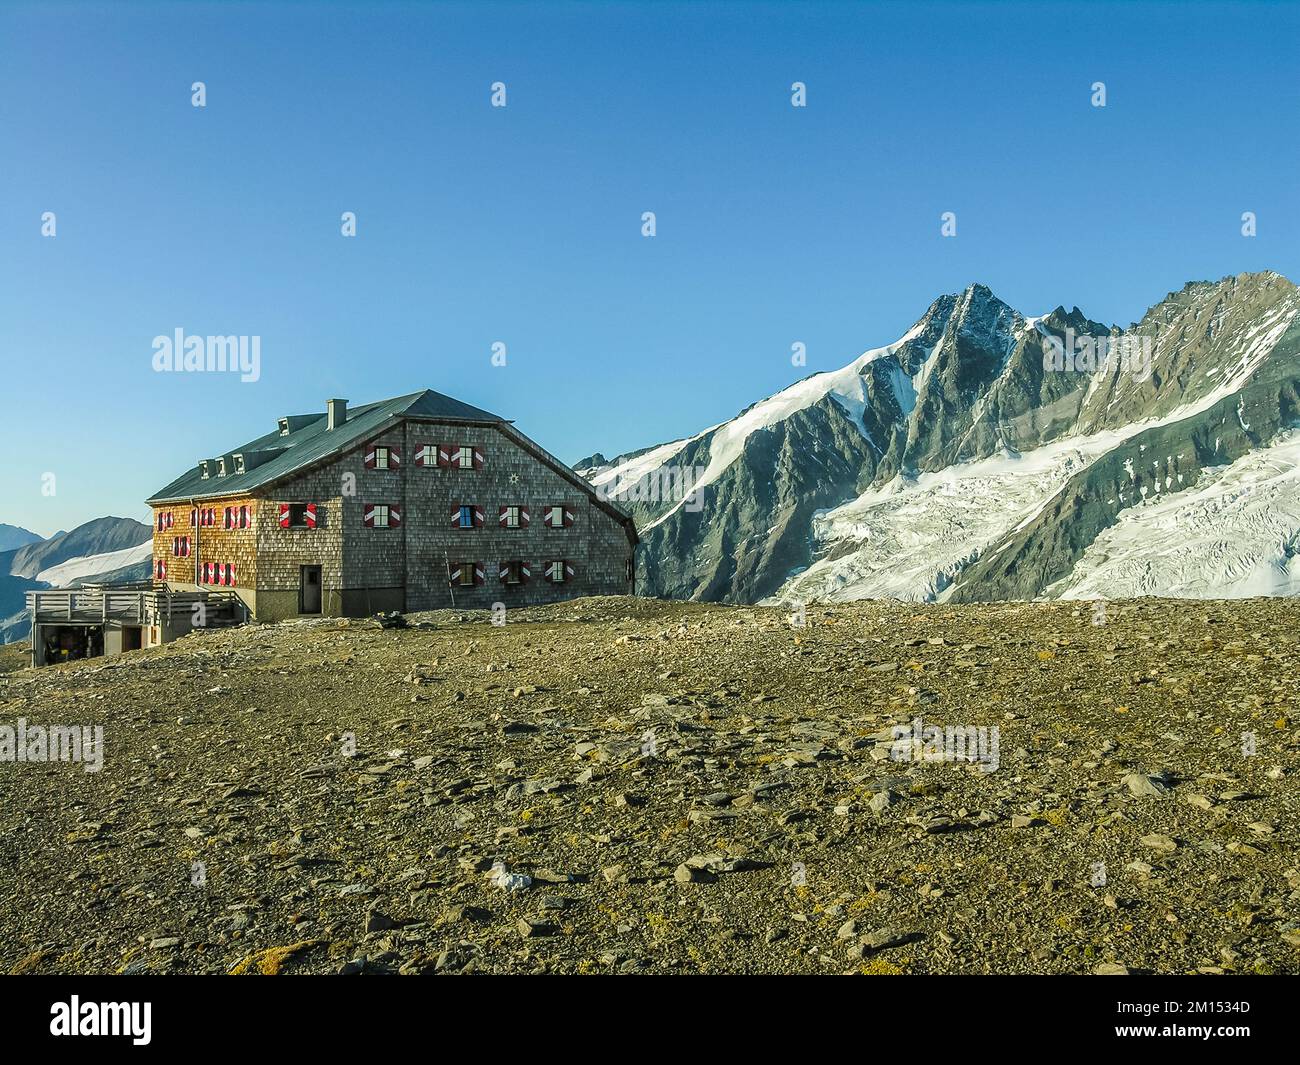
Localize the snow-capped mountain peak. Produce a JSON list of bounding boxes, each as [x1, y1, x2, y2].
[[587, 272, 1300, 604]]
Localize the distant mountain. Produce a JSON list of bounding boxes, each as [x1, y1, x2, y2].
[[4, 516, 150, 580], [0, 525, 43, 553], [585, 272, 1300, 604], [0, 516, 152, 645]]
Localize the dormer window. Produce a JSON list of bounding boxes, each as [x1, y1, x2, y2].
[[234, 455, 247, 475], [217, 457, 230, 477], [199, 460, 212, 479], [278, 418, 291, 436]]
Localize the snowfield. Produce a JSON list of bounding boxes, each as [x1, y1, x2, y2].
[[765, 432, 1128, 604], [1050, 432, 1300, 600], [35, 542, 152, 587]]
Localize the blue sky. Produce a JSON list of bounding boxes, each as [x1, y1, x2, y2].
[[1, 0, 1296, 537]]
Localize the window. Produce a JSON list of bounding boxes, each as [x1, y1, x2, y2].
[[418, 444, 435, 467], [547, 560, 566, 582], [365, 443, 400, 470], [363, 503, 400, 528], [546, 505, 566, 529], [458, 505, 474, 529], [503, 505, 521, 529], [458, 445, 474, 469], [502, 560, 525, 585], [239, 505, 250, 528], [172, 536, 191, 558], [456, 563, 475, 587], [155, 560, 167, 580]]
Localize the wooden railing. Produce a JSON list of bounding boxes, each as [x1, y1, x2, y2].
[[25, 588, 245, 625]]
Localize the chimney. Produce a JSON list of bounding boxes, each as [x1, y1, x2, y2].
[[327, 398, 348, 431]]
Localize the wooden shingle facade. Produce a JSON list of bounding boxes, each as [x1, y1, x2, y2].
[[146, 392, 637, 620]]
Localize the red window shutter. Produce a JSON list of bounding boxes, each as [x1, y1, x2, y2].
[[473, 506, 485, 527], [279, 504, 290, 528], [389, 447, 401, 468], [563, 507, 575, 528], [230, 563, 237, 587], [565, 562, 575, 581], [520, 506, 530, 527], [415, 444, 427, 468], [190, 509, 197, 527], [448, 562, 461, 585], [474, 562, 485, 585], [437, 445, 452, 468], [363, 506, 376, 528], [498, 563, 510, 582], [498, 506, 509, 526], [364, 447, 376, 469], [305, 503, 317, 529], [390, 505, 402, 526], [520, 562, 531, 584], [241, 505, 249, 528], [450, 503, 461, 528], [473, 448, 484, 470]]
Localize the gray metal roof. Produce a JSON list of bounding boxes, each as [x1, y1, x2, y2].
[[146, 390, 506, 504]]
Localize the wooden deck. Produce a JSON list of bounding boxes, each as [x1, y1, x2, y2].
[[25, 586, 243, 626]]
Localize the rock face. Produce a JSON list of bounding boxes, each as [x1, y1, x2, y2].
[[584, 273, 1300, 604]]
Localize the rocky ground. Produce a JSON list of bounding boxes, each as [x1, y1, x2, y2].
[[1, 596, 1298, 975]]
